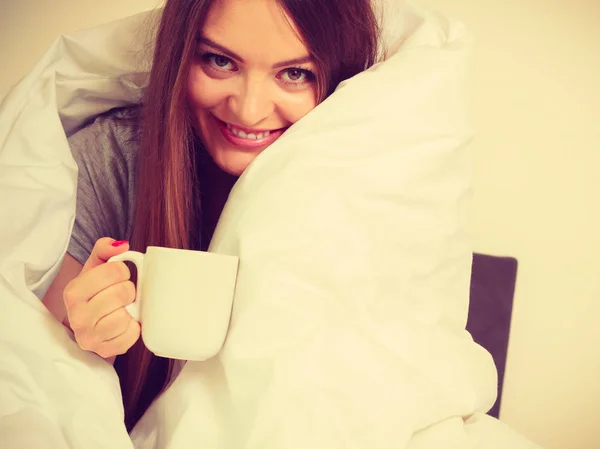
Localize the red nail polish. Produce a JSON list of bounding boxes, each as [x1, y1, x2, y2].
[[111, 240, 128, 247]]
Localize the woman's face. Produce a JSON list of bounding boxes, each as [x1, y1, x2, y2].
[[188, 0, 319, 176]]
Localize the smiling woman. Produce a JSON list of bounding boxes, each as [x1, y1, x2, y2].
[[189, 0, 320, 176], [40, 0, 379, 431]]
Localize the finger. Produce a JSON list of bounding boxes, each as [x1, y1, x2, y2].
[[64, 262, 131, 308], [96, 320, 141, 359], [81, 237, 130, 274], [89, 280, 136, 322], [94, 307, 134, 342], [67, 279, 135, 333]]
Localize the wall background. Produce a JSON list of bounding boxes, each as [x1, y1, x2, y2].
[[1, 1, 598, 448]]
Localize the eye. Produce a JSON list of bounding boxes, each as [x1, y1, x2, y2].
[[202, 53, 237, 72], [285, 69, 305, 81], [279, 68, 315, 85]]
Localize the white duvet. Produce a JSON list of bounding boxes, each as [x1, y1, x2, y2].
[[0, 1, 541, 448]]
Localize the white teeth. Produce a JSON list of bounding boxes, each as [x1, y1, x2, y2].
[[226, 122, 272, 140]]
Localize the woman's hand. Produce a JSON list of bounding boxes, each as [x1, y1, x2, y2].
[[63, 238, 141, 360]]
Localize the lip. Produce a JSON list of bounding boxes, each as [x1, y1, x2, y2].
[[214, 116, 285, 150]]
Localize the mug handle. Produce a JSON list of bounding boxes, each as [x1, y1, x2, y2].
[[107, 251, 144, 322]]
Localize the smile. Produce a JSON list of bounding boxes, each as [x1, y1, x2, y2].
[[226, 123, 271, 140], [214, 116, 286, 150]]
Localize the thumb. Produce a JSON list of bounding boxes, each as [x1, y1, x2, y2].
[[81, 237, 130, 274]]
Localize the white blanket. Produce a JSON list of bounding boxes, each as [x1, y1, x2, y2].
[[0, 1, 541, 448]]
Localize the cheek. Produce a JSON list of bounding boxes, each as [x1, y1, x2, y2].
[[188, 65, 226, 110], [280, 90, 318, 124]]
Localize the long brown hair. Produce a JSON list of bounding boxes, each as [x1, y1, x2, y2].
[[117, 0, 379, 431]]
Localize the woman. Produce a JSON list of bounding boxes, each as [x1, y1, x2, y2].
[[43, 0, 379, 430]]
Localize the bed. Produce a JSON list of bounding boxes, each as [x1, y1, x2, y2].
[[468, 253, 518, 419]]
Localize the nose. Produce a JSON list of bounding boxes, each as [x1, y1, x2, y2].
[[228, 76, 274, 128]]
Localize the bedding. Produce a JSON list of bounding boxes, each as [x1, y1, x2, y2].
[[0, 0, 541, 448]]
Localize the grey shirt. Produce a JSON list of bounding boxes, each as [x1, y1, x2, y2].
[[67, 107, 140, 265]]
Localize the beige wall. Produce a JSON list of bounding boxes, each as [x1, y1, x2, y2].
[[1, 1, 599, 448]]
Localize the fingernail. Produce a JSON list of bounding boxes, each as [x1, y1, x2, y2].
[[111, 240, 128, 247]]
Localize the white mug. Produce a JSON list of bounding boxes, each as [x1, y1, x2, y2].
[[108, 246, 239, 361]]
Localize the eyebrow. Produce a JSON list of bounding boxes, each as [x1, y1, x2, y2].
[[198, 37, 313, 69]]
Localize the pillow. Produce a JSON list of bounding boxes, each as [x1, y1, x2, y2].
[[130, 2, 499, 448]]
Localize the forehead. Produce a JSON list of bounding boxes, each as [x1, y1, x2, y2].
[[201, 0, 310, 62]]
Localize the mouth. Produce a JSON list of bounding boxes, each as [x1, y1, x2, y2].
[[213, 116, 287, 150]]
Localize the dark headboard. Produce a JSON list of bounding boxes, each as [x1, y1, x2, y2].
[[466, 253, 518, 418]]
